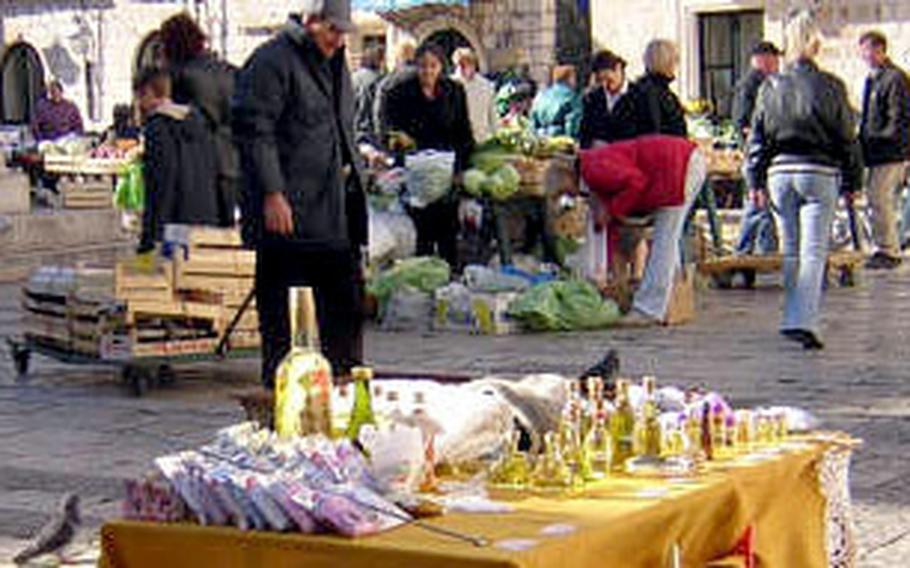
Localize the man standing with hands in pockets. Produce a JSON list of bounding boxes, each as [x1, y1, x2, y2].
[[234, 0, 367, 387]]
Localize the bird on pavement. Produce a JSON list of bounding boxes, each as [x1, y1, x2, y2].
[[13, 493, 81, 566]]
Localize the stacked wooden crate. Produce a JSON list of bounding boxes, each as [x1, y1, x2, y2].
[[44, 156, 126, 210], [165, 225, 260, 350], [57, 175, 114, 210]]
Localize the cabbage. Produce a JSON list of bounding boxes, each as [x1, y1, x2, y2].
[[486, 164, 521, 201], [463, 169, 488, 197]]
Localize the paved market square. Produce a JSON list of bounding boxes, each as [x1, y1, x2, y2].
[[0, 265, 907, 566]]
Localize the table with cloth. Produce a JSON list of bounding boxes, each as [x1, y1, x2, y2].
[[99, 436, 857, 568]]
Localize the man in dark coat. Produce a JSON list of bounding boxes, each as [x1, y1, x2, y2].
[[858, 31, 910, 269], [732, 41, 781, 259], [233, 1, 366, 386], [134, 68, 220, 253], [579, 49, 636, 148]]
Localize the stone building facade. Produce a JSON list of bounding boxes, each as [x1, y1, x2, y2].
[[591, 0, 910, 112], [0, 0, 578, 132]]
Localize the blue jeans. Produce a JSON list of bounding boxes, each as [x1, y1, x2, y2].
[[735, 197, 778, 255], [768, 169, 838, 334], [634, 150, 707, 319]]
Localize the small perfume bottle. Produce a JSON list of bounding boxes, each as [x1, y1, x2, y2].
[[532, 432, 573, 491], [489, 430, 531, 488]]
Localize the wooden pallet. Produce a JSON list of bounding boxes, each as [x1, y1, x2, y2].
[[698, 251, 864, 275]]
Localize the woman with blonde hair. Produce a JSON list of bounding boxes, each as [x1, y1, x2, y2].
[[745, 10, 863, 349], [452, 47, 497, 143], [627, 39, 686, 138]]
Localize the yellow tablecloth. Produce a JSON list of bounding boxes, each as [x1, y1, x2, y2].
[[100, 442, 835, 568]]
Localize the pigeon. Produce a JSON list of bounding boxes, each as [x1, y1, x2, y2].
[[13, 493, 81, 566], [579, 349, 620, 387]]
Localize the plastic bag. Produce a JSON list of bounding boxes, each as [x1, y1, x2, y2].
[[368, 257, 451, 318], [404, 150, 455, 208], [463, 265, 530, 293], [508, 280, 621, 331], [380, 287, 434, 331], [434, 282, 473, 332], [114, 160, 145, 212], [368, 208, 416, 268]]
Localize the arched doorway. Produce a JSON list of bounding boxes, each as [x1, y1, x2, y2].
[[1, 42, 45, 124], [421, 28, 472, 72]]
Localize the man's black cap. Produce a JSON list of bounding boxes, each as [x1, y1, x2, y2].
[[751, 41, 782, 56]]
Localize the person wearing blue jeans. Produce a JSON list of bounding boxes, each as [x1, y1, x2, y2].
[[768, 167, 838, 338], [736, 192, 778, 255], [744, 11, 863, 350]]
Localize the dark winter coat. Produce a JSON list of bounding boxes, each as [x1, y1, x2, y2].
[[171, 53, 239, 179], [385, 74, 475, 172], [233, 17, 366, 250], [731, 68, 768, 136], [860, 59, 910, 167], [140, 103, 220, 252], [627, 72, 687, 138], [579, 86, 636, 148]]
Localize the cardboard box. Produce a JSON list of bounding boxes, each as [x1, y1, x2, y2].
[[664, 265, 696, 326]]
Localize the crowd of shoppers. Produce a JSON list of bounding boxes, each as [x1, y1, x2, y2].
[[121, 1, 910, 386]]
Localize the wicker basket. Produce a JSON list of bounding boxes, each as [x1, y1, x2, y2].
[[511, 157, 548, 197]]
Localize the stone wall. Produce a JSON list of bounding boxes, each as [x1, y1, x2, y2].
[[592, 0, 910, 106], [1, 0, 189, 130]]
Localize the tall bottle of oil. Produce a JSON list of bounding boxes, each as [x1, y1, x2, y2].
[[610, 379, 635, 470], [274, 287, 333, 438]]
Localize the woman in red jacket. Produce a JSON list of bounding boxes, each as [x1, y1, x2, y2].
[[580, 134, 706, 324]]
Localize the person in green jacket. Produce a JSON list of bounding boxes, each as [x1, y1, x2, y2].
[[530, 65, 582, 139]]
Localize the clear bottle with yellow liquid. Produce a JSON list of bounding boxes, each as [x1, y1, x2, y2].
[[274, 287, 333, 438], [610, 379, 635, 470]]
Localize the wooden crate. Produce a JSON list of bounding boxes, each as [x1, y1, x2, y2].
[[164, 225, 243, 249], [115, 260, 173, 303]]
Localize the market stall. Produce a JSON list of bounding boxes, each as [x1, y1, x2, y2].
[[95, 363, 859, 568], [100, 437, 853, 567]]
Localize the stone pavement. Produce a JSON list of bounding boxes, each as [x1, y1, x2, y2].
[[0, 268, 908, 566]]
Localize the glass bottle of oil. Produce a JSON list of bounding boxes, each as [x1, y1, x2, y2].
[[532, 432, 573, 491], [344, 366, 377, 443], [274, 287, 333, 438], [635, 376, 662, 457], [585, 409, 613, 479], [609, 379, 635, 470]]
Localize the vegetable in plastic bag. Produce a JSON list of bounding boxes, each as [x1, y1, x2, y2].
[[508, 280, 621, 331], [404, 151, 455, 208], [367, 257, 451, 318]]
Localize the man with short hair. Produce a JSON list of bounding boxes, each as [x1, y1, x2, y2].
[[859, 30, 910, 269], [134, 68, 220, 252], [233, 0, 366, 386], [733, 41, 782, 264], [452, 47, 497, 143], [32, 80, 83, 142]]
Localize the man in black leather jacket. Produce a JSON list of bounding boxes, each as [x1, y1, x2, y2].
[[745, 11, 863, 350]]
